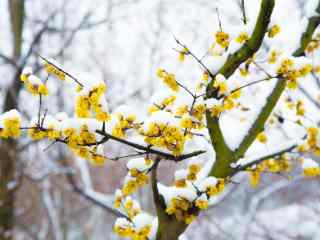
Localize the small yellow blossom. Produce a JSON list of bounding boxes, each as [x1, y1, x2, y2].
[[257, 132, 268, 144], [156, 69, 179, 92], [44, 63, 66, 81], [215, 31, 230, 49], [235, 32, 249, 44], [268, 25, 281, 38]]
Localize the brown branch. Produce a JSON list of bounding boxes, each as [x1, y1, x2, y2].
[[95, 130, 206, 161]]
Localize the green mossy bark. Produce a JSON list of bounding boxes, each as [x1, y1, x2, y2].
[[207, 0, 275, 178]]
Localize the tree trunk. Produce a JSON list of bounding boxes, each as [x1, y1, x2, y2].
[[152, 162, 190, 240], [0, 141, 17, 240], [156, 215, 188, 240], [0, 1, 25, 239]]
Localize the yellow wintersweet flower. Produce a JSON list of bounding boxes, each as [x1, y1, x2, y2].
[[114, 224, 134, 238], [1, 114, 21, 138], [195, 199, 209, 210], [209, 104, 224, 117], [156, 68, 179, 92], [268, 24, 281, 38], [132, 225, 151, 240], [207, 179, 225, 196], [202, 72, 209, 82], [44, 62, 66, 81], [257, 132, 268, 144], [235, 32, 249, 44], [215, 31, 230, 49], [38, 84, 49, 96], [28, 127, 47, 140], [268, 49, 281, 64], [249, 171, 260, 187], [303, 167, 320, 177]]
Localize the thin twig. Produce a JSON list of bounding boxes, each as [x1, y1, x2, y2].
[[38, 55, 84, 87]]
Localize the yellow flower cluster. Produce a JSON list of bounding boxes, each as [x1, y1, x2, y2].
[[248, 171, 260, 188], [178, 47, 188, 62], [301, 158, 320, 177], [0, 110, 21, 138], [28, 119, 106, 164], [268, 49, 281, 64], [114, 221, 151, 240], [148, 95, 176, 114], [113, 158, 155, 239], [195, 195, 209, 210], [156, 69, 179, 92], [179, 114, 204, 135], [206, 179, 225, 197], [235, 32, 249, 44], [202, 71, 209, 82], [44, 62, 66, 81], [175, 177, 187, 188], [213, 74, 228, 96], [256, 132, 268, 144], [142, 123, 185, 156], [174, 161, 203, 187], [67, 125, 96, 147], [114, 220, 151, 240], [207, 91, 241, 118], [112, 113, 138, 138], [209, 31, 230, 56], [28, 126, 47, 140], [124, 197, 142, 219], [114, 219, 135, 238], [75, 95, 90, 118], [303, 167, 320, 177], [276, 58, 312, 89], [167, 176, 226, 224], [239, 58, 254, 77], [223, 90, 241, 110], [119, 157, 153, 196], [166, 197, 196, 224], [268, 24, 281, 38], [114, 226, 134, 238], [75, 83, 110, 121], [304, 127, 320, 156], [114, 194, 153, 240], [215, 31, 230, 49], [131, 226, 152, 240], [122, 171, 149, 196], [209, 103, 224, 117], [186, 163, 201, 182], [168, 162, 221, 223], [20, 71, 48, 96], [175, 105, 189, 117], [114, 189, 123, 209], [74, 147, 105, 165], [248, 156, 292, 187], [190, 104, 206, 122]]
